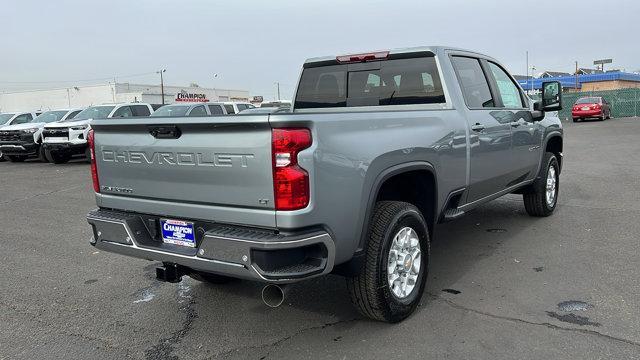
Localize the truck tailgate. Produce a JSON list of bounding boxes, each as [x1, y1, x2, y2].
[[91, 115, 275, 221]]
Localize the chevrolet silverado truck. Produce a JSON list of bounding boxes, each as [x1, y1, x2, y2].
[[42, 103, 154, 163], [86, 47, 563, 323], [0, 109, 82, 162]]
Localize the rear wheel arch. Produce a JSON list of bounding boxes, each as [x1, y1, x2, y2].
[[359, 163, 438, 251]]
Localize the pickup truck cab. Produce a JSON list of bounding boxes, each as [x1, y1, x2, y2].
[[151, 102, 230, 117], [0, 109, 82, 162], [86, 47, 563, 322], [43, 103, 154, 163]]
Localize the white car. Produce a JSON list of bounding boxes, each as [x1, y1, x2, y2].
[[0, 111, 43, 161], [42, 103, 154, 164], [0, 111, 42, 127], [221, 102, 255, 114], [0, 109, 82, 162]]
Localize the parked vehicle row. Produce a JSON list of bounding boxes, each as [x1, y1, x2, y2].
[[0, 101, 258, 163], [0, 109, 81, 162]]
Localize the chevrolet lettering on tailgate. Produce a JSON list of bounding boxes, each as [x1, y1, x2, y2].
[[101, 150, 255, 167]]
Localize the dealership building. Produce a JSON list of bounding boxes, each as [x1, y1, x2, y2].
[[0, 83, 250, 112]]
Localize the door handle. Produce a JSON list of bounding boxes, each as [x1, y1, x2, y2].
[[148, 125, 182, 139], [471, 123, 485, 132]]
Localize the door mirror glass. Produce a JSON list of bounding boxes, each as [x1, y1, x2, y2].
[[541, 81, 562, 111]]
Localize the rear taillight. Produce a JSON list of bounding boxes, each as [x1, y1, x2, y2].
[[272, 128, 312, 210], [88, 129, 100, 193]]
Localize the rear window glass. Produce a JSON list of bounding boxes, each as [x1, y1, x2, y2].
[[151, 105, 190, 117], [295, 57, 445, 109], [576, 97, 600, 104]]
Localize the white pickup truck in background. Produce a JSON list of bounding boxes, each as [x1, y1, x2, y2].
[[42, 103, 155, 163]]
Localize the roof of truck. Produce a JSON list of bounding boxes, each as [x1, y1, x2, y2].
[[303, 46, 491, 65]]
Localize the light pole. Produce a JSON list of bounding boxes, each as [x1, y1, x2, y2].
[[530, 66, 536, 93], [526, 51, 529, 92], [274, 82, 281, 100], [157, 69, 166, 104]]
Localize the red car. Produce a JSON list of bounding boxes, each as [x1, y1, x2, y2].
[[572, 96, 611, 122]]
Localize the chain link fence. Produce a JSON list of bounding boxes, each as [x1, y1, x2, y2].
[[532, 88, 640, 120]]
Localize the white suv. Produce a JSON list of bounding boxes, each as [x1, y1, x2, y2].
[[221, 102, 255, 114], [0, 109, 82, 162], [0, 111, 42, 161], [42, 103, 154, 164]]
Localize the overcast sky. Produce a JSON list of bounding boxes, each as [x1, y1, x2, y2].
[[1, 0, 638, 99]]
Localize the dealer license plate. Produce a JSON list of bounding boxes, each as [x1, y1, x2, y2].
[[160, 219, 196, 248], [581, 107, 590, 111]]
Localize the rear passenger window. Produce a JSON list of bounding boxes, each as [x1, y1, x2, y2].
[[208, 105, 224, 115], [112, 106, 133, 118], [188, 105, 207, 117], [451, 56, 494, 108], [295, 56, 445, 109], [487, 62, 524, 108], [131, 105, 151, 116], [224, 105, 235, 114]]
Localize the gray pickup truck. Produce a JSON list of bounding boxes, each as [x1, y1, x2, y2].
[[87, 46, 563, 323]]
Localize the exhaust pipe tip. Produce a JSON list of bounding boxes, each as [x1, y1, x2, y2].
[[261, 284, 285, 308]]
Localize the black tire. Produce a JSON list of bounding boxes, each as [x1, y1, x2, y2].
[[189, 271, 235, 284], [48, 151, 70, 164], [7, 155, 27, 162], [38, 146, 49, 163], [572, 118, 578, 123], [346, 201, 430, 323], [0, 151, 5, 162], [523, 152, 559, 217]]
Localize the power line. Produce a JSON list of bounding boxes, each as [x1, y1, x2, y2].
[[0, 71, 157, 84]]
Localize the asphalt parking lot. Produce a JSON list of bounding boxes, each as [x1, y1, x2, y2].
[[1, 117, 640, 360]]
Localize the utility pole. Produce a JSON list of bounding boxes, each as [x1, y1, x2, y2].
[[526, 51, 529, 94], [275, 82, 281, 100], [157, 69, 166, 104], [530, 66, 536, 93]]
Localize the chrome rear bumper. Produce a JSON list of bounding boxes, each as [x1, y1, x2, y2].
[[86, 209, 335, 283]]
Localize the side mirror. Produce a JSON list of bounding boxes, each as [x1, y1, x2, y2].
[[541, 81, 562, 111]]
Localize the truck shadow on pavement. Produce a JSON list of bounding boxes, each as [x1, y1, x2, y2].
[[180, 195, 535, 323]]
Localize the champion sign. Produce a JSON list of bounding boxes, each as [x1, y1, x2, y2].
[[160, 219, 196, 247], [175, 90, 209, 103]]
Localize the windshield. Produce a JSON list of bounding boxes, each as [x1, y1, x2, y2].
[[576, 97, 600, 104], [68, 106, 115, 121], [0, 114, 16, 124], [31, 110, 69, 123], [150, 105, 190, 117]]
